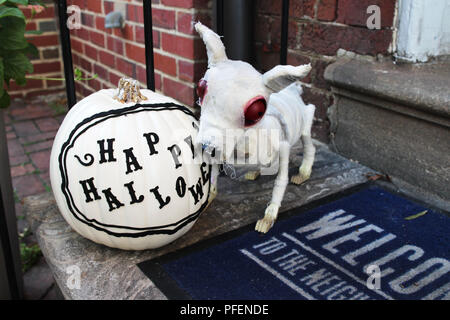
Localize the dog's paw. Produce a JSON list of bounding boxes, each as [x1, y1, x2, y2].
[[255, 203, 279, 233], [290, 166, 311, 185], [245, 171, 261, 181]]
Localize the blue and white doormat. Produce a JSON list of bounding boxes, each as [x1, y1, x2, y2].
[[139, 185, 450, 300]]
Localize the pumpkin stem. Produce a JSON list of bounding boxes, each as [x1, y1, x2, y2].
[[114, 78, 148, 104]]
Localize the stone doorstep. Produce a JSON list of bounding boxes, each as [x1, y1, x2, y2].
[[23, 142, 378, 300], [324, 57, 450, 203]]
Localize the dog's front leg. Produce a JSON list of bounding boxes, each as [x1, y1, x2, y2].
[[255, 141, 290, 233]]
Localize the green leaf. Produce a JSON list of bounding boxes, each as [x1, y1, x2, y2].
[[0, 6, 25, 20], [3, 53, 33, 85], [405, 210, 428, 221], [0, 90, 10, 108], [6, 0, 29, 5], [23, 41, 38, 58], [0, 16, 28, 51]]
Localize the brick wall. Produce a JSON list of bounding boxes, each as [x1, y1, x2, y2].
[[254, 0, 397, 143], [9, 1, 65, 99], [68, 0, 211, 106]]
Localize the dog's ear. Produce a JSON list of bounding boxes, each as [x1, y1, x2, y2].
[[262, 64, 312, 93], [195, 22, 228, 67]]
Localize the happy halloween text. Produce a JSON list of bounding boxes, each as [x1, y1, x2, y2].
[[75, 131, 210, 212]]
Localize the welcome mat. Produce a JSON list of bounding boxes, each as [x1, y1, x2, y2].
[[138, 184, 450, 300]]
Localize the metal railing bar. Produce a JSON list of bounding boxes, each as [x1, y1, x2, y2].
[[280, 0, 290, 65], [57, 0, 77, 109], [143, 0, 155, 91]]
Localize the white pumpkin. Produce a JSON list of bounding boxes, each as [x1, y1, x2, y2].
[[50, 88, 211, 250]]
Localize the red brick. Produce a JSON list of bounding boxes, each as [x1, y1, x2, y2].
[[29, 149, 51, 171], [12, 174, 46, 198], [9, 154, 29, 166], [22, 5, 55, 19], [8, 104, 54, 121], [287, 52, 312, 83], [84, 43, 98, 60], [178, 60, 207, 82], [12, 121, 39, 137], [90, 30, 105, 47], [24, 140, 54, 154], [126, 43, 146, 64], [135, 27, 160, 49], [312, 58, 333, 89], [94, 64, 109, 81], [81, 12, 95, 28], [116, 58, 135, 77], [337, 0, 396, 28], [26, 21, 37, 31], [161, 0, 194, 8], [10, 163, 35, 178], [19, 131, 57, 145], [162, 33, 203, 59], [107, 36, 124, 55], [95, 16, 108, 33], [7, 139, 24, 157], [127, 4, 144, 23], [32, 61, 61, 74], [135, 65, 147, 85], [153, 8, 176, 29], [300, 23, 392, 56], [317, 0, 337, 21], [177, 12, 212, 35], [78, 56, 93, 73], [46, 77, 65, 89], [71, 38, 83, 53], [99, 50, 116, 67], [9, 79, 43, 91], [35, 118, 60, 132], [256, 0, 282, 14], [27, 34, 59, 47], [163, 78, 194, 106], [120, 24, 134, 41], [7, 132, 16, 139], [104, 1, 114, 14], [154, 53, 177, 76], [109, 72, 122, 87], [74, 28, 90, 42], [24, 88, 65, 100], [87, 0, 103, 13], [302, 87, 333, 121], [290, 0, 316, 19]]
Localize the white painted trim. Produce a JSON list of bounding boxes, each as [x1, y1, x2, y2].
[[396, 0, 450, 62]]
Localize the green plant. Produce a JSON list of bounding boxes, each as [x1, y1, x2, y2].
[[0, 0, 44, 108], [0, 1, 97, 109], [20, 242, 41, 273]]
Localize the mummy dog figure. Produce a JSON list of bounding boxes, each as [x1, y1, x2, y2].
[[195, 22, 316, 233]]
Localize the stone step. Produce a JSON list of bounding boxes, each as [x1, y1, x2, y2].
[[325, 58, 450, 205]]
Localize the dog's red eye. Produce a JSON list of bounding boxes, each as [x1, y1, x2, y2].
[[196, 79, 207, 105], [244, 96, 267, 127]]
